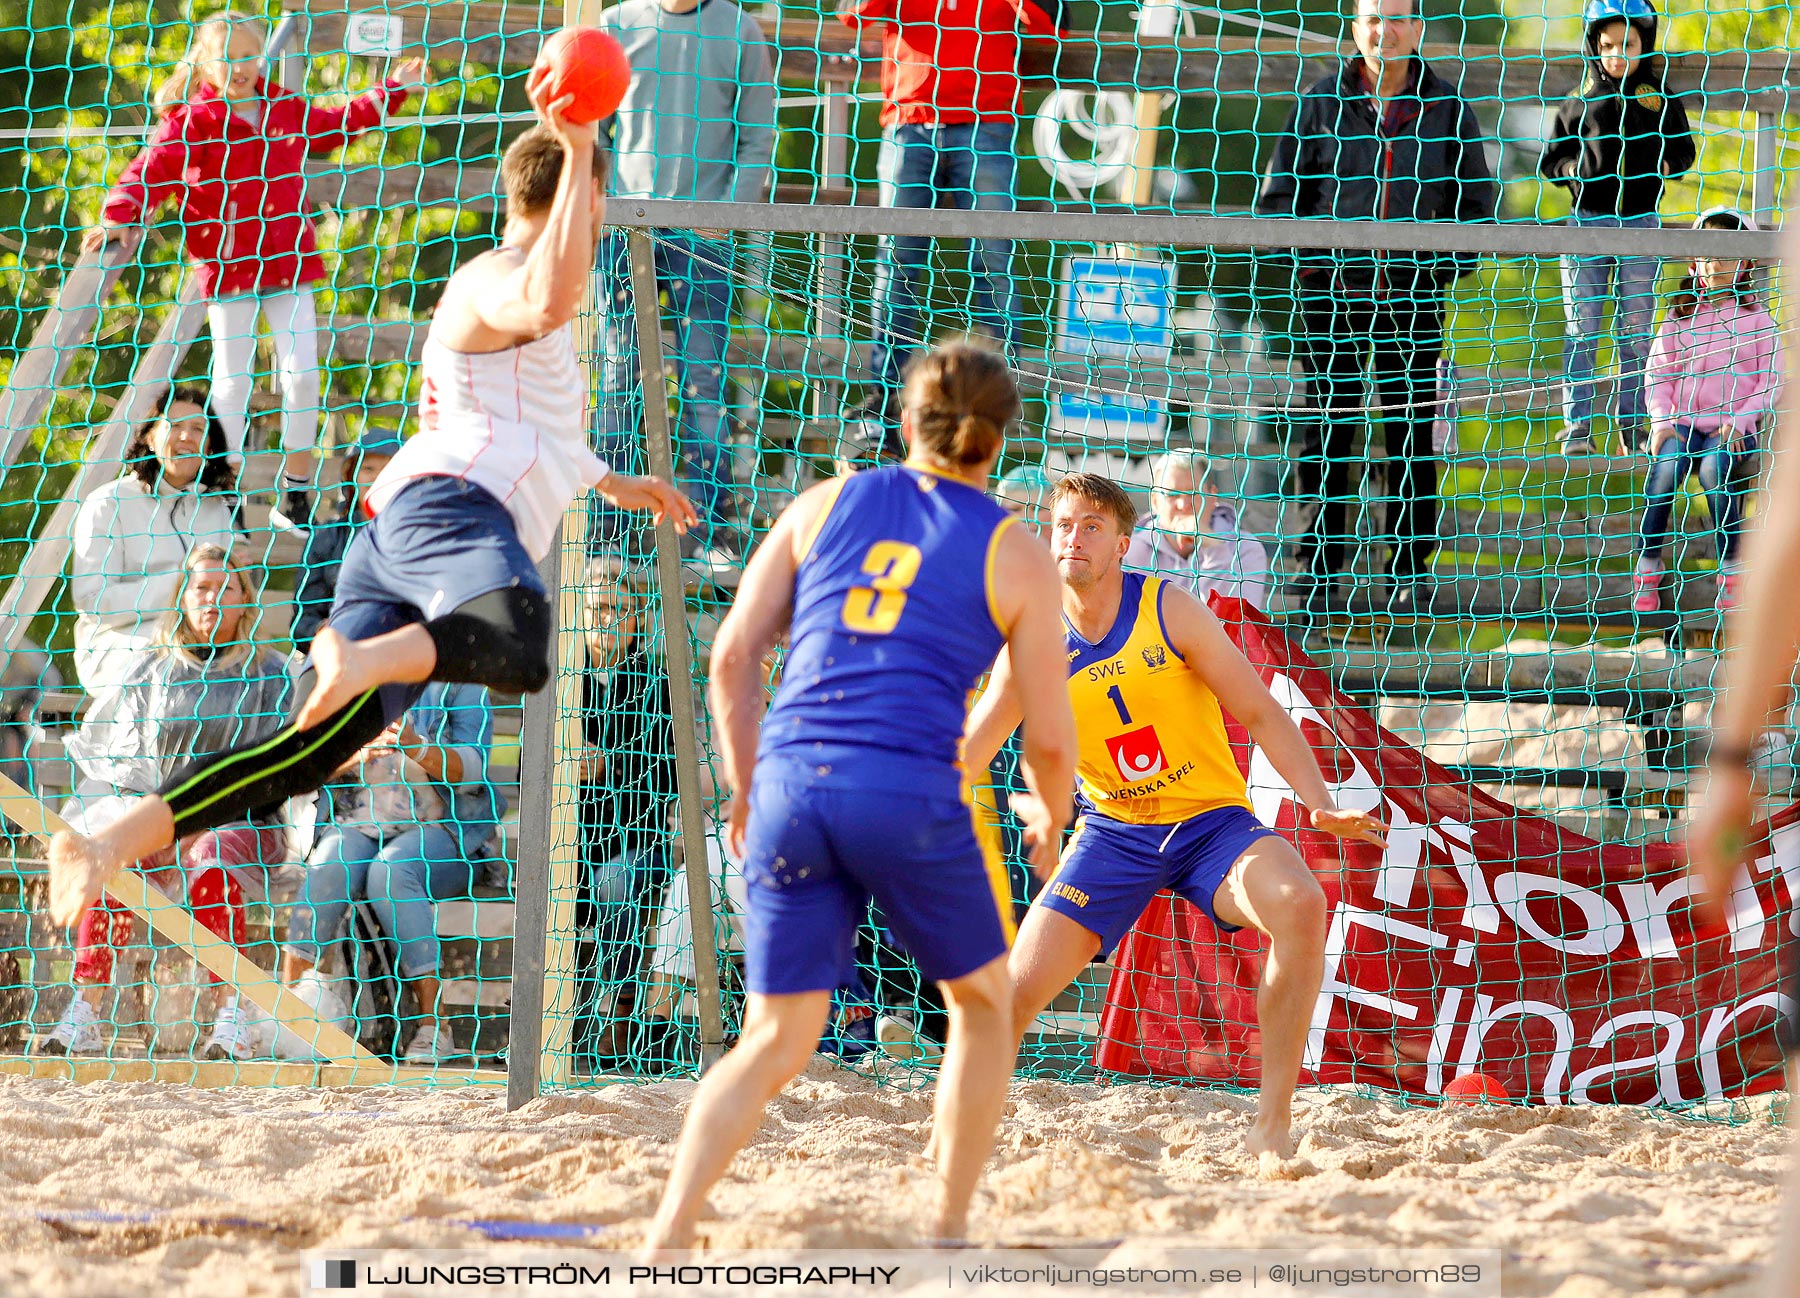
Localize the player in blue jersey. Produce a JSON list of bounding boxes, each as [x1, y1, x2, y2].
[[644, 344, 1078, 1251]]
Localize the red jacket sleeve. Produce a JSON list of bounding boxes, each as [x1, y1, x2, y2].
[[838, 0, 897, 32], [100, 107, 195, 225], [300, 81, 409, 155]]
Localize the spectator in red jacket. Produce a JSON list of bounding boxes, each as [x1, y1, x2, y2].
[[83, 10, 425, 530], [840, 0, 1066, 455]]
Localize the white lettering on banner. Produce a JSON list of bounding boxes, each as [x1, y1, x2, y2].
[[1459, 993, 1576, 1104], [1305, 903, 1448, 1070], [1759, 822, 1800, 937], [1698, 992, 1795, 1099], [1567, 1010, 1686, 1106], [1617, 875, 1701, 959], [1257, 672, 1497, 934], [1256, 668, 1779, 959], [1491, 872, 1626, 957], [1248, 673, 1383, 823], [1437, 819, 1501, 935], [1426, 985, 1465, 1094], [1372, 800, 1426, 907], [1618, 866, 1765, 958]]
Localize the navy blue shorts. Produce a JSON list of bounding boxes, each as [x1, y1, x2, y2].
[[740, 762, 1012, 995], [1037, 804, 1277, 957], [328, 475, 544, 720]]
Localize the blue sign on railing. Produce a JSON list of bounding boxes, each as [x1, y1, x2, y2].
[[1059, 256, 1175, 359], [1053, 254, 1174, 443]]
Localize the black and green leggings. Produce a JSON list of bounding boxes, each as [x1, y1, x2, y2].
[[158, 587, 552, 839]]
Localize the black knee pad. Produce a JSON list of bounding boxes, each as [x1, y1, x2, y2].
[[425, 585, 555, 695]]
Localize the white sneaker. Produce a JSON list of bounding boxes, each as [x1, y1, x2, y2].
[[403, 1021, 457, 1066], [39, 995, 102, 1056], [203, 996, 253, 1061], [875, 1013, 943, 1065]]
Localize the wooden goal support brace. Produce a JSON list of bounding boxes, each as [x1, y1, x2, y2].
[[0, 772, 382, 1068]]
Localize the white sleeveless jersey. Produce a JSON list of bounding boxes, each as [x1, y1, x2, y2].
[[367, 325, 608, 561]]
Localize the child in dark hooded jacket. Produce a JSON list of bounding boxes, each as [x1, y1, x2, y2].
[[1539, 0, 1696, 455]]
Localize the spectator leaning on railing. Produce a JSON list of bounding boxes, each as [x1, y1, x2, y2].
[[1255, 0, 1497, 616], [70, 385, 241, 694], [1124, 450, 1272, 611], [43, 543, 292, 1061], [592, 0, 776, 570], [281, 681, 499, 1066], [840, 0, 1068, 456], [1539, 0, 1695, 456]]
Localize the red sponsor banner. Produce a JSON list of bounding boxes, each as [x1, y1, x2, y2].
[[1095, 598, 1797, 1104]]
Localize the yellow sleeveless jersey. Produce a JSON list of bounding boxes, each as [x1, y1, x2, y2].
[[1064, 572, 1251, 825]]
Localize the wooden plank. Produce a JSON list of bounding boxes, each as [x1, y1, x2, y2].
[[436, 897, 517, 942], [1314, 645, 1706, 693], [291, 3, 1796, 103], [1333, 670, 1677, 709], [306, 160, 499, 211], [0, 1054, 506, 1086], [306, 165, 851, 212], [630, 228, 729, 1068], [0, 773, 381, 1067], [0, 237, 140, 472], [523, 0, 607, 1095]]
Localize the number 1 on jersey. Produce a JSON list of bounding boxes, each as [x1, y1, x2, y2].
[[842, 540, 923, 634], [1106, 683, 1132, 725]]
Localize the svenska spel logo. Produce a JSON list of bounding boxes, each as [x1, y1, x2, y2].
[[1106, 724, 1167, 781], [312, 1258, 357, 1290]]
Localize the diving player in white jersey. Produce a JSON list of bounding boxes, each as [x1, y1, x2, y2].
[[47, 80, 696, 926]]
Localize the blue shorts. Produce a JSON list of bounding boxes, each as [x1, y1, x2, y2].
[[329, 476, 545, 720], [740, 763, 1012, 995], [1037, 804, 1277, 957]]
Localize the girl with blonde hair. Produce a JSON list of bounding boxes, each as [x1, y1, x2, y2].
[[84, 10, 426, 529]]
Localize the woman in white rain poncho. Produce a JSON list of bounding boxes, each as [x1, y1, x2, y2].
[[43, 542, 292, 1061]]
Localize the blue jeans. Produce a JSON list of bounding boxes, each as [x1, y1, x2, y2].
[[1561, 212, 1662, 440], [594, 230, 736, 545], [1639, 424, 1746, 566], [287, 825, 476, 978], [588, 848, 670, 987], [869, 122, 1022, 403]]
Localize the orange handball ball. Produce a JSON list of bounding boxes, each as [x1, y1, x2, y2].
[[1443, 1072, 1511, 1105], [533, 27, 631, 125]]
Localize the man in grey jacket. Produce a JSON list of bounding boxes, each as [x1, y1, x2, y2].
[[1255, 0, 1496, 615], [594, 0, 777, 564]]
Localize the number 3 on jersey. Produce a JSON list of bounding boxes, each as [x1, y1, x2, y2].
[[841, 541, 922, 634]]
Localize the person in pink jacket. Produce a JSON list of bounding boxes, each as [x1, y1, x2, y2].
[[1633, 208, 1784, 616], [83, 10, 425, 530]]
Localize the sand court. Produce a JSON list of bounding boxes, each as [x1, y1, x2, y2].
[[0, 1065, 1786, 1297]]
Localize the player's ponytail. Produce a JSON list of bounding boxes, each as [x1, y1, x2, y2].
[[901, 343, 1019, 469]]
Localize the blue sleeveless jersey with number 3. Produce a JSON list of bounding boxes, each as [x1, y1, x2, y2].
[[758, 465, 1014, 798]]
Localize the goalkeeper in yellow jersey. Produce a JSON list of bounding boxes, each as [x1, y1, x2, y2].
[[962, 472, 1386, 1158]]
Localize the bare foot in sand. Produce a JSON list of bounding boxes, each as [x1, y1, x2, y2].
[[1245, 1116, 1295, 1160], [639, 1210, 699, 1259], [296, 627, 384, 730], [48, 830, 118, 926]]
